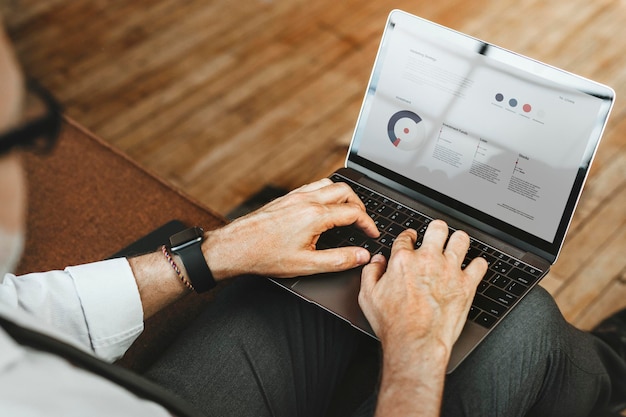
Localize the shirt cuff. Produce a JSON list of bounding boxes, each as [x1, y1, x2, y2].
[[67, 258, 144, 362]]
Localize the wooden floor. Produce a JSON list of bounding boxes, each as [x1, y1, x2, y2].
[[5, 0, 626, 329]]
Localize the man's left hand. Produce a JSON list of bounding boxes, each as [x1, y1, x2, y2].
[[202, 178, 380, 280]]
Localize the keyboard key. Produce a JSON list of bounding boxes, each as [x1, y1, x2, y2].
[[492, 260, 510, 274], [362, 240, 380, 251], [484, 286, 517, 307], [475, 312, 497, 328], [473, 294, 507, 317], [509, 268, 539, 286], [374, 219, 389, 232], [477, 243, 491, 253], [468, 306, 480, 320], [379, 234, 394, 247], [376, 205, 394, 217], [386, 223, 402, 236], [506, 281, 527, 297], [491, 274, 510, 288], [482, 269, 496, 282], [347, 234, 366, 246], [479, 253, 496, 266], [338, 240, 353, 248], [495, 252, 511, 263], [477, 281, 489, 293], [467, 247, 482, 259], [396, 203, 409, 213], [403, 218, 418, 229], [524, 265, 543, 277], [364, 199, 379, 210], [374, 247, 391, 259], [389, 211, 408, 224]]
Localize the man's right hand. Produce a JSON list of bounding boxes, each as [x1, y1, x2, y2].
[[358, 221, 487, 417]]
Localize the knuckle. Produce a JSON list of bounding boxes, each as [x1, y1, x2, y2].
[[418, 248, 440, 264], [453, 229, 469, 243], [358, 288, 368, 304], [332, 250, 354, 269], [287, 192, 309, 204], [396, 229, 417, 243], [391, 247, 414, 264], [306, 202, 327, 217], [334, 181, 352, 193], [429, 219, 448, 231]]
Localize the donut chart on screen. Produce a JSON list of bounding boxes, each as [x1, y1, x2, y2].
[[387, 110, 425, 150]]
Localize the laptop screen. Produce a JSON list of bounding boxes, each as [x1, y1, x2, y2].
[[348, 10, 614, 260]]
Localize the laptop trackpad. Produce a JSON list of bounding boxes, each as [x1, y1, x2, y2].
[[290, 269, 374, 335], [287, 268, 490, 374]]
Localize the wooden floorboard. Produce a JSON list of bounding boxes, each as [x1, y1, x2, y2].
[[4, 0, 626, 329]]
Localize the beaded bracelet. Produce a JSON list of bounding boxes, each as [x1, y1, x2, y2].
[[161, 245, 195, 292]]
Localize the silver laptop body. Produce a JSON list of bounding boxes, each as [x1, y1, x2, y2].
[[272, 10, 614, 373]]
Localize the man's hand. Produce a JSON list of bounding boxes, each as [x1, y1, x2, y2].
[[358, 220, 487, 417], [203, 178, 380, 280]]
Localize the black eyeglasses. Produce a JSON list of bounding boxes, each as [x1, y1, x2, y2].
[[0, 80, 62, 155]]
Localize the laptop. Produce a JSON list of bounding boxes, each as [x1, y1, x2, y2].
[[271, 9, 615, 373]]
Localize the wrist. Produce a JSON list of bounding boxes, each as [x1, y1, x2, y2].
[[201, 227, 242, 282], [381, 332, 451, 378]]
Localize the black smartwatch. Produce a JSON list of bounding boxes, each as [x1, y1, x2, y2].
[[168, 226, 216, 292]]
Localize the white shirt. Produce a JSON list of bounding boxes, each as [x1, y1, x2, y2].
[[0, 258, 171, 416]]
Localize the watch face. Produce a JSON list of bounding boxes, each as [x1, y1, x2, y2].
[[170, 227, 203, 248]]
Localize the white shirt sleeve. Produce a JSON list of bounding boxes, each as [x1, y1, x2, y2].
[[0, 258, 144, 362]]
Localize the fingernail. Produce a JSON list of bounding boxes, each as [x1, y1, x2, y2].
[[371, 253, 385, 263]]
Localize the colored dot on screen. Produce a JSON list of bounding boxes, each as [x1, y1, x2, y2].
[[495, 93, 504, 102], [404, 128, 410, 134], [509, 98, 518, 107], [523, 104, 532, 113]]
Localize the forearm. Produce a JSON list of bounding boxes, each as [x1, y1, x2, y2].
[[375, 340, 449, 417], [127, 250, 191, 320]]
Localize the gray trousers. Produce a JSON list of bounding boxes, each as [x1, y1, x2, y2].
[[145, 276, 626, 417]]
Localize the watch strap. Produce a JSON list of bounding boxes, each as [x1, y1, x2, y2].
[[171, 237, 216, 293]]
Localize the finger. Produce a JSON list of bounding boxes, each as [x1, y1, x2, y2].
[[389, 228, 418, 257], [298, 247, 372, 275], [420, 220, 449, 252], [444, 230, 470, 267], [291, 178, 333, 194], [463, 257, 489, 286], [321, 203, 379, 238], [360, 254, 387, 294], [306, 182, 366, 210]]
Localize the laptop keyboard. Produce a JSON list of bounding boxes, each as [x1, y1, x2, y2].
[[317, 174, 544, 329]]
